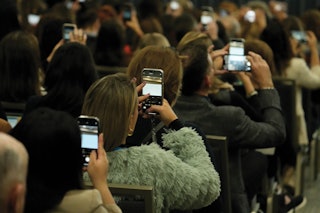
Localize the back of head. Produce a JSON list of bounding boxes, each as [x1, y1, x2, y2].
[[0, 1, 21, 41], [0, 133, 28, 213], [177, 31, 212, 51], [301, 9, 320, 40], [10, 107, 82, 212], [244, 39, 276, 74], [136, 33, 170, 51], [173, 12, 198, 45], [94, 18, 126, 66], [260, 19, 293, 73], [127, 45, 182, 105], [45, 42, 97, 92], [179, 44, 210, 96], [82, 73, 137, 151], [0, 30, 41, 102], [35, 13, 71, 63]]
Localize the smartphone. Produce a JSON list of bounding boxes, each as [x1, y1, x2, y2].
[[62, 23, 76, 42], [141, 68, 164, 114], [201, 6, 214, 31], [27, 14, 40, 26], [170, 0, 180, 10], [244, 10, 256, 23], [291, 31, 307, 43], [273, 1, 288, 12], [77, 115, 99, 166], [224, 38, 251, 72], [122, 4, 132, 22]]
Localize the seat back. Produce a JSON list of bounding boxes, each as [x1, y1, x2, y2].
[[108, 183, 155, 213], [206, 135, 232, 213], [272, 77, 298, 152]]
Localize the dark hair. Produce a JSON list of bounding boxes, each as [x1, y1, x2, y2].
[[94, 19, 126, 67], [41, 42, 98, 117], [173, 13, 197, 45], [179, 44, 210, 95], [10, 107, 83, 213], [0, 1, 21, 41], [0, 30, 41, 102], [260, 19, 293, 75], [35, 13, 71, 70]]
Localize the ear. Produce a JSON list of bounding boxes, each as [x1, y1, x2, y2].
[[8, 183, 26, 213], [203, 74, 212, 89], [127, 114, 135, 137]]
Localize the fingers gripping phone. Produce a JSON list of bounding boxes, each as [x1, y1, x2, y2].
[[141, 68, 164, 114], [62, 23, 76, 42], [224, 38, 251, 72], [77, 115, 99, 166]]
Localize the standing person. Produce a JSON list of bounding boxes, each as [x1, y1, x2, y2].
[[173, 43, 286, 213], [0, 133, 28, 213], [81, 73, 221, 213], [10, 107, 121, 213]]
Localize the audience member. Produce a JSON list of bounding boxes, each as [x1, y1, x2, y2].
[[94, 18, 130, 67], [76, 1, 101, 54], [81, 73, 220, 212], [0, 30, 42, 103], [173, 43, 286, 213], [135, 32, 170, 52], [35, 13, 71, 71], [0, 0, 21, 41], [10, 107, 121, 213], [25, 42, 98, 118], [260, 18, 320, 189], [0, 132, 28, 213]]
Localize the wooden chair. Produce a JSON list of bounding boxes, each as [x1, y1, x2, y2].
[[206, 135, 232, 213]]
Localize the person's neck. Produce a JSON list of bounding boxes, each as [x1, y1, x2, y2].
[[194, 89, 209, 97]]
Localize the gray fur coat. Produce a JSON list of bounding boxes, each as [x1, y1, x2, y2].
[[106, 127, 220, 213]]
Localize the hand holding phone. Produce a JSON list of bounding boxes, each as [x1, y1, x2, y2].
[[62, 23, 77, 42], [224, 38, 251, 72], [141, 68, 164, 115], [78, 115, 99, 166]]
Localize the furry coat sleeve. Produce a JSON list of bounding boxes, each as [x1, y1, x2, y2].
[[106, 127, 221, 213]]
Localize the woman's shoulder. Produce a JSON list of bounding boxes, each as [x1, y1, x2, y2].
[[48, 189, 109, 213]]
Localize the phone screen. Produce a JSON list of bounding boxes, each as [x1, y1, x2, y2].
[[142, 68, 163, 113], [28, 14, 40, 26], [63, 24, 76, 42], [78, 116, 99, 166], [229, 40, 244, 55], [291, 31, 307, 43], [224, 55, 251, 72]]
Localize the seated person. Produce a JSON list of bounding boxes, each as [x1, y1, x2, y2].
[[173, 44, 286, 213], [10, 107, 121, 213], [0, 132, 28, 213], [81, 73, 221, 212]]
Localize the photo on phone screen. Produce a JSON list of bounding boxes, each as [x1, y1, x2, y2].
[[77, 116, 99, 166], [142, 68, 163, 113], [229, 39, 245, 55], [62, 23, 76, 42], [224, 55, 251, 72]]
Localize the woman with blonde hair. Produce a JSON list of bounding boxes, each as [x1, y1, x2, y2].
[[81, 73, 220, 213]]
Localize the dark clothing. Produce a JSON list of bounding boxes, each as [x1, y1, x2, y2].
[[173, 89, 286, 213], [0, 102, 7, 120]]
